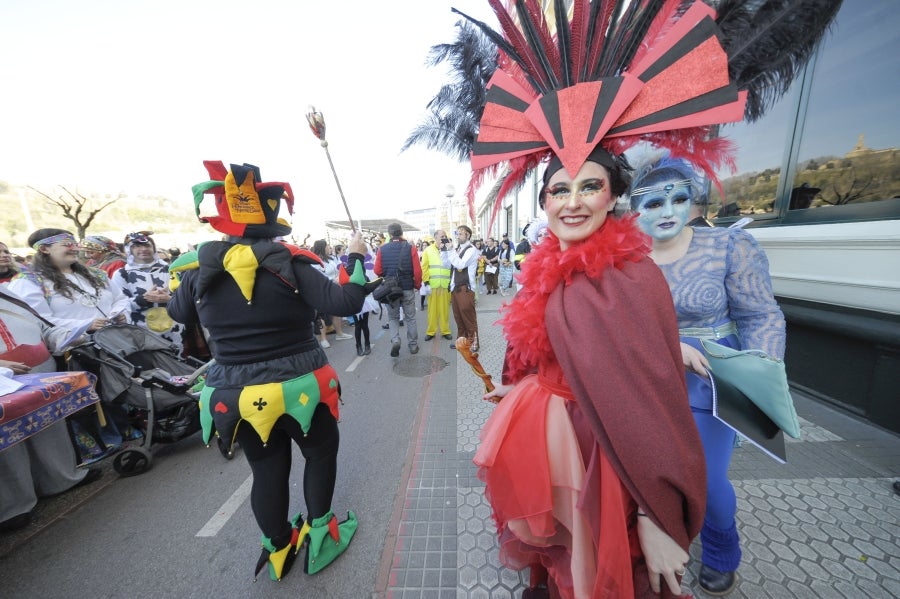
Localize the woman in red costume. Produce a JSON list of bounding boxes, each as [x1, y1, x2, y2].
[[477, 145, 705, 599]]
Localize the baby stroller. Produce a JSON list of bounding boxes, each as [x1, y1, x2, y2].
[[68, 324, 223, 477]]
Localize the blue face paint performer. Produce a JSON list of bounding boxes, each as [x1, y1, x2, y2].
[[168, 161, 378, 581], [630, 154, 787, 595]]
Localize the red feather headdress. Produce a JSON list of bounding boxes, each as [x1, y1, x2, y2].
[[461, 0, 744, 232], [405, 0, 842, 233]]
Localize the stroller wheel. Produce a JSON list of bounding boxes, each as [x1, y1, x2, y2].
[[113, 446, 152, 477], [216, 435, 235, 460]]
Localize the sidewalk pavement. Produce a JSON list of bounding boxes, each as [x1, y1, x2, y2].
[[382, 288, 900, 599]]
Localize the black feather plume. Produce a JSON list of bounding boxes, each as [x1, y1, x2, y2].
[[513, 0, 560, 89], [400, 21, 498, 161], [555, 0, 573, 87], [599, 0, 668, 77], [716, 0, 844, 121], [593, 0, 630, 77]]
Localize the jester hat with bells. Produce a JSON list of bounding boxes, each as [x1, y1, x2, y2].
[[192, 161, 295, 238], [405, 0, 842, 233]]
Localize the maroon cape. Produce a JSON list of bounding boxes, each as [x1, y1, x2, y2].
[[500, 217, 705, 566]]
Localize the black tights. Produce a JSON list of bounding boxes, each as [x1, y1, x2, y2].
[[235, 403, 339, 546], [353, 313, 370, 345]]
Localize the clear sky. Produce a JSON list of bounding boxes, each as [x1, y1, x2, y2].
[[0, 0, 499, 235]]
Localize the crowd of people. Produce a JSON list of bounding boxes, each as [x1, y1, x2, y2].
[[1, 170, 792, 599], [2, 156, 792, 595]]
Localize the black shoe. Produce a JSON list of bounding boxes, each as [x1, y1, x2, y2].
[[449, 343, 456, 350], [399, 320, 404, 327], [0, 511, 33, 533], [893, 481, 900, 495], [522, 585, 550, 599], [363, 343, 371, 355], [424, 335, 434, 341], [409, 345, 419, 354], [356, 344, 364, 356], [74, 467, 103, 489], [699, 565, 737, 596], [390, 342, 400, 357], [382, 323, 390, 330], [442, 334, 453, 340]]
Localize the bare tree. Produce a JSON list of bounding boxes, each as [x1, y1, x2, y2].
[[821, 169, 875, 206], [27, 185, 122, 239]]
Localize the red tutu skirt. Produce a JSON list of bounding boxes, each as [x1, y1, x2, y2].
[[475, 373, 642, 599]]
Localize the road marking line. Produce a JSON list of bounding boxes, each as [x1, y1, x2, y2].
[[196, 475, 253, 537], [346, 355, 365, 372]]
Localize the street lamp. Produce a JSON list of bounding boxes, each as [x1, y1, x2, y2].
[[445, 185, 455, 230]]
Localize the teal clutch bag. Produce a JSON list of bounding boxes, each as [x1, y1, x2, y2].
[[700, 339, 801, 439]]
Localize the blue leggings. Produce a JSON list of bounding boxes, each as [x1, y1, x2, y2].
[[693, 410, 742, 571]]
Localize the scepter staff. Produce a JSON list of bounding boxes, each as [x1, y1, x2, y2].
[[455, 335, 495, 395], [306, 106, 356, 233]]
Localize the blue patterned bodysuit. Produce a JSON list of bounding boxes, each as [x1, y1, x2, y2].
[[655, 225, 787, 571]]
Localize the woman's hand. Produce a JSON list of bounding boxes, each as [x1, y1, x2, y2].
[[347, 231, 366, 256], [636, 513, 689, 595], [88, 318, 109, 332], [0, 359, 31, 374], [680, 342, 709, 377], [143, 287, 171, 304], [483, 383, 514, 404]]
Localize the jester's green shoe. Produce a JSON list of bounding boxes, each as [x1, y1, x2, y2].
[[304, 510, 358, 574], [254, 512, 307, 582]]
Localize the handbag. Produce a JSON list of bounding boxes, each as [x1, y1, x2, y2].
[[372, 275, 403, 304], [700, 339, 801, 439], [373, 241, 408, 304], [707, 368, 786, 463]]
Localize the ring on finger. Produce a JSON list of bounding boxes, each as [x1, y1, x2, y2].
[[675, 566, 686, 576]]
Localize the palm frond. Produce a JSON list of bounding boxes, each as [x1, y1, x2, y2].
[[400, 21, 498, 161]]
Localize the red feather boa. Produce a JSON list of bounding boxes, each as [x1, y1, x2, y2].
[[499, 216, 650, 382]]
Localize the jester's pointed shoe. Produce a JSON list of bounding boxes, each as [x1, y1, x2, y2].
[[254, 513, 307, 582], [304, 510, 358, 574]]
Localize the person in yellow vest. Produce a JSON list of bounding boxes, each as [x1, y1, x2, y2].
[[421, 230, 452, 341]]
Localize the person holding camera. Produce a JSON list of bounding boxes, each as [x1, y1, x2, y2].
[[441, 225, 480, 352], [420, 230, 453, 342], [373, 222, 421, 357]]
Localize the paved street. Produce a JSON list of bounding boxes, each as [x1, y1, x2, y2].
[[2, 289, 898, 598], [380, 290, 900, 599]]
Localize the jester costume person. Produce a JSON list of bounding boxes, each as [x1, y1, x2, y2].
[[168, 161, 373, 581], [406, 0, 840, 596]]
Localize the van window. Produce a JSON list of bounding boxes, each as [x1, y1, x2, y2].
[[708, 0, 900, 223], [708, 99, 793, 220], [788, 0, 899, 212]]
